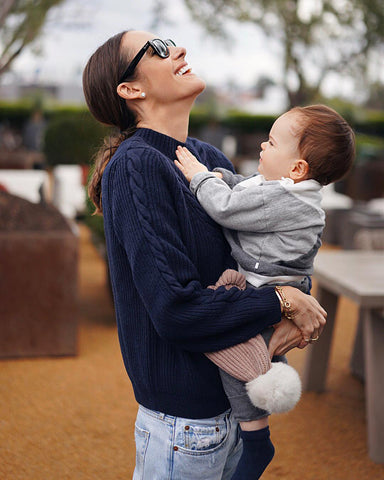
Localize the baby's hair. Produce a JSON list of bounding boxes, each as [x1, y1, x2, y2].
[[289, 105, 355, 185]]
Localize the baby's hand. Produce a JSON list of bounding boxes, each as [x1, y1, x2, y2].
[[174, 146, 208, 182]]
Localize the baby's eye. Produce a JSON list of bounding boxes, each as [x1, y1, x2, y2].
[[147, 46, 156, 56], [268, 140, 274, 146]]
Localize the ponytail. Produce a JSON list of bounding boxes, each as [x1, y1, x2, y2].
[[88, 130, 134, 214], [83, 30, 138, 215]]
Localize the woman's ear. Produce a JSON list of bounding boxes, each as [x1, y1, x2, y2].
[[116, 82, 143, 100], [289, 159, 309, 182]]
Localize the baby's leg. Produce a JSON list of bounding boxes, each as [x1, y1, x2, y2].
[[207, 334, 301, 479], [233, 427, 275, 480], [219, 370, 274, 480], [207, 334, 301, 414]]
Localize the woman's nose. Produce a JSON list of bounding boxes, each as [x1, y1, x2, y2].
[[172, 45, 186, 59]]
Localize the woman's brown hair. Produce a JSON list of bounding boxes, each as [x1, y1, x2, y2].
[[83, 31, 137, 214], [289, 105, 355, 185]]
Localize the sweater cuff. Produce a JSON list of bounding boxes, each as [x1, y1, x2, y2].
[[190, 171, 218, 195]]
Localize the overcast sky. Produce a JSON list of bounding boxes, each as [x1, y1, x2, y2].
[[7, 0, 282, 89]]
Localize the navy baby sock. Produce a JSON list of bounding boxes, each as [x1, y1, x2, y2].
[[231, 427, 275, 480]]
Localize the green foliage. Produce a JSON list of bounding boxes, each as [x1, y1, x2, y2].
[[189, 108, 275, 134], [2, 101, 384, 169], [189, 109, 213, 130], [353, 110, 384, 137], [0, 100, 35, 129], [355, 133, 384, 165], [221, 110, 275, 133], [43, 110, 110, 166], [0, 0, 66, 75]]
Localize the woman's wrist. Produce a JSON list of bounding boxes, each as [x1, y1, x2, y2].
[[275, 287, 284, 313], [275, 286, 295, 321]]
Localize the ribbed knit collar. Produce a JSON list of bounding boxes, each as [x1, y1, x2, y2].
[[133, 128, 190, 160]]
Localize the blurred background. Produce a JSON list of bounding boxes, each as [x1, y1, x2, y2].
[[1, 1, 384, 479]]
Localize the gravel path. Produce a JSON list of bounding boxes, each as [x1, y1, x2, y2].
[[1, 224, 383, 479]]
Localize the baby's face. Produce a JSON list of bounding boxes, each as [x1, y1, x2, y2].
[[258, 112, 301, 181]]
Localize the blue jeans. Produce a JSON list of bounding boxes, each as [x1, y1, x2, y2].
[[133, 405, 243, 480]]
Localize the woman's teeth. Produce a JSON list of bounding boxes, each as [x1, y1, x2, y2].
[[177, 65, 191, 76]]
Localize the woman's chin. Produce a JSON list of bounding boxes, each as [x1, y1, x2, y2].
[[192, 77, 206, 96]]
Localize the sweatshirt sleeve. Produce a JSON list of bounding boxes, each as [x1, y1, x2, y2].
[[212, 167, 248, 188], [107, 150, 280, 353], [189, 172, 269, 232]]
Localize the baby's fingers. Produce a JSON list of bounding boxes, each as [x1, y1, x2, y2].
[[176, 146, 190, 159], [174, 159, 184, 171], [175, 147, 186, 163]]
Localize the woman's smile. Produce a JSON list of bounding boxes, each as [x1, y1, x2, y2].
[[175, 63, 192, 76]]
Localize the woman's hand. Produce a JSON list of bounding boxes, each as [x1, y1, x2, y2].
[[174, 146, 208, 182], [268, 317, 303, 356], [278, 286, 327, 346]]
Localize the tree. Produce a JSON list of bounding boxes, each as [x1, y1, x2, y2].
[[179, 0, 384, 106], [253, 76, 275, 98], [365, 82, 384, 110], [0, 0, 66, 76]]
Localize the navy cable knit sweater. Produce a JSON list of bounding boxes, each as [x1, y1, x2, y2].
[[101, 128, 281, 418]]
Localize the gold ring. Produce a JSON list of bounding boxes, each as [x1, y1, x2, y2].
[[310, 335, 319, 342], [304, 338, 311, 342]]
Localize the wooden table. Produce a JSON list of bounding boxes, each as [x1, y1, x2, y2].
[[302, 251, 384, 463]]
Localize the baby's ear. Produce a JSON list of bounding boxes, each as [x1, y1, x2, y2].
[[289, 159, 309, 182]]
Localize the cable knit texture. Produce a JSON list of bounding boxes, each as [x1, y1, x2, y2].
[[101, 128, 281, 419]]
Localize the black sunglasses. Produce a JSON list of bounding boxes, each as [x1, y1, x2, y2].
[[119, 38, 176, 83]]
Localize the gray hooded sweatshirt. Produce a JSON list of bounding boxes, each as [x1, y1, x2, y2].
[[189, 168, 325, 288]]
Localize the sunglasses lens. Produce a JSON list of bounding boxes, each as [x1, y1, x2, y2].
[[152, 39, 169, 57]]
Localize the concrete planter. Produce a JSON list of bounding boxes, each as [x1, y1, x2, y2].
[[0, 231, 78, 357], [0, 192, 79, 358]]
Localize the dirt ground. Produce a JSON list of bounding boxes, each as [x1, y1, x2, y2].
[[1, 224, 383, 480]]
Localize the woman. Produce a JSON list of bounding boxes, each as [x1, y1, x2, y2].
[[82, 30, 326, 480]]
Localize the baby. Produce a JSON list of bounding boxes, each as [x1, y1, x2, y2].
[[175, 104, 355, 480]]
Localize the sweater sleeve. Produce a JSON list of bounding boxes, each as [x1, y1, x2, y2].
[[108, 150, 280, 353]]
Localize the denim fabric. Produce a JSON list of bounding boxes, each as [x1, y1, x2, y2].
[[133, 405, 242, 480]]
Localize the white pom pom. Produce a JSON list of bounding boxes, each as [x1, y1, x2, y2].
[[245, 362, 302, 414]]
